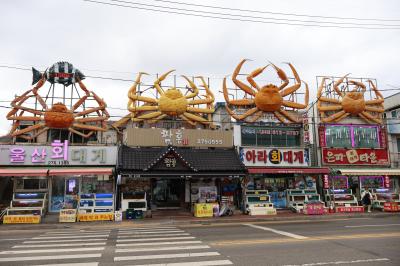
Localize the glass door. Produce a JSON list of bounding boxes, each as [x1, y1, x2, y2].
[[64, 178, 79, 209], [152, 179, 182, 208], [265, 178, 287, 208], [50, 177, 64, 212]]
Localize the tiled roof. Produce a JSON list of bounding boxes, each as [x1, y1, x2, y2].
[[118, 145, 246, 173]]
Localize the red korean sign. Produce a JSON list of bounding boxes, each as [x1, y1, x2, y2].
[[240, 147, 309, 167], [322, 148, 389, 165]]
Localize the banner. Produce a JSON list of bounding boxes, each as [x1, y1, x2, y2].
[[77, 213, 114, 222], [194, 203, 214, 217], [3, 215, 41, 224]]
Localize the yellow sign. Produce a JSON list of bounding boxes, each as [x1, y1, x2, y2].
[[77, 213, 114, 222], [59, 209, 77, 223], [194, 203, 214, 218], [3, 215, 41, 224]]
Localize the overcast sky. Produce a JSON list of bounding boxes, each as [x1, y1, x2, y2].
[[1, 0, 399, 135]]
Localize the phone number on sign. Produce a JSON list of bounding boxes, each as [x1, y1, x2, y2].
[[196, 138, 223, 145], [48, 160, 70, 165]]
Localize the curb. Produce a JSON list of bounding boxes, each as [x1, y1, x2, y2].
[[1, 212, 399, 231]]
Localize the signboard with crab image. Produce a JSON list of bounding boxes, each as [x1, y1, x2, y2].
[[223, 59, 309, 124], [112, 70, 215, 129], [6, 62, 110, 141]]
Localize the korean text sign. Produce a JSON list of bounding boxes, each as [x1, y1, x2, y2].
[[322, 148, 389, 165], [0, 142, 117, 165], [240, 147, 309, 167]]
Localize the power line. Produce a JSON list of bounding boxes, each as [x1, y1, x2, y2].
[[103, 0, 400, 28], [150, 0, 400, 22], [82, 0, 400, 30], [1, 104, 399, 125]]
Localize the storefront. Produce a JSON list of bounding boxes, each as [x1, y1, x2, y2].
[[235, 124, 328, 209], [118, 127, 245, 212], [0, 141, 117, 215], [319, 124, 398, 207]]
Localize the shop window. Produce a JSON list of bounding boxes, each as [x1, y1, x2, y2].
[[353, 126, 379, 148], [47, 129, 98, 144], [325, 126, 351, 148], [325, 125, 379, 148], [81, 175, 113, 194], [241, 127, 257, 146], [15, 179, 48, 190]]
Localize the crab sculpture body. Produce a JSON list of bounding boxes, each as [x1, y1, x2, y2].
[[7, 62, 109, 140], [223, 59, 309, 123], [112, 70, 215, 128], [317, 75, 384, 124]]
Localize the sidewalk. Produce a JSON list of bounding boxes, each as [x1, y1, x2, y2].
[[1, 210, 399, 231]]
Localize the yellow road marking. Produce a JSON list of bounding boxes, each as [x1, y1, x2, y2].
[[178, 218, 370, 228], [210, 232, 400, 246]]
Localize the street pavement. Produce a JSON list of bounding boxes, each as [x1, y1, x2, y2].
[[0, 215, 399, 265]]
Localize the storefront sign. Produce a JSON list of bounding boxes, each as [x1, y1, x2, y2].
[[3, 215, 41, 224], [0, 142, 117, 166], [322, 148, 389, 165], [240, 147, 309, 167], [77, 212, 114, 222], [164, 157, 177, 168], [59, 209, 77, 223], [125, 128, 232, 148], [303, 113, 310, 144]]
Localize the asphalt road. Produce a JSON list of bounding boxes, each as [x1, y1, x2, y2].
[[0, 215, 399, 266]]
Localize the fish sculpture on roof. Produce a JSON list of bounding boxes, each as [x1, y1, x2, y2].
[[32, 61, 85, 86]]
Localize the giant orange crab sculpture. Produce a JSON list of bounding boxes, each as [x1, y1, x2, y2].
[[112, 70, 215, 128], [223, 59, 309, 123], [317, 74, 384, 124], [7, 62, 109, 140]]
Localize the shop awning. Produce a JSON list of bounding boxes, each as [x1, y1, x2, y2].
[[0, 168, 48, 177], [48, 167, 113, 176], [335, 168, 400, 176], [248, 167, 330, 174]]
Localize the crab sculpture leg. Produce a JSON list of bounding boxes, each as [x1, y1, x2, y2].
[[317, 77, 345, 122], [7, 81, 48, 139], [180, 75, 214, 126], [319, 74, 353, 123], [31, 77, 48, 110]]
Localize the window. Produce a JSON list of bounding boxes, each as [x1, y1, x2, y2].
[[397, 138, 400, 152], [15, 179, 48, 190], [325, 125, 380, 148], [241, 126, 301, 147], [391, 110, 397, 118], [353, 126, 379, 148]]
